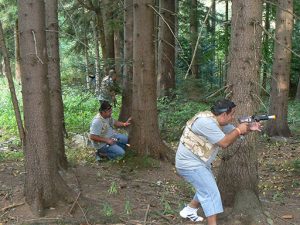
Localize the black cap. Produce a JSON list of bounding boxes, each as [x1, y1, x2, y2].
[[211, 99, 236, 115], [99, 101, 112, 112]]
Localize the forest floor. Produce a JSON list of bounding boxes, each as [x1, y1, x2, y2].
[[0, 133, 299, 225]]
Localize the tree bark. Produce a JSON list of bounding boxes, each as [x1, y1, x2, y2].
[[0, 21, 24, 144], [157, 0, 176, 97], [223, 0, 229, 84], [211, 0, 216, 79], [45, 0, 68, 170], [101, 0, 115, 71], [114, 30, 121, 79], [190, 0, 199, 78], [261, 2, 270, 96], [119, 0, 133, 121], [217, 0, 265, 223], [15, 19, 21, 81], [77, 0, 107, 72], [92, 20, 101, 95], [265, 0, 293, 137], [131, 0, 170, 160], [18, 0, 74, 216]]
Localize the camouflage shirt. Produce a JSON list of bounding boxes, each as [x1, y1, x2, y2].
[[98, 76, 116, 103]]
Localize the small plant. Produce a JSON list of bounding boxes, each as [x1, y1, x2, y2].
[[108, 181, 118, 195], [102, 202, 114, 217], [124, 200, 132, 215], [272, 191, 284, 203], [292, 179, 300, 188], [292, 159, 300, 173], [160, 192, 175, 215], [162, 201, 173, 215]]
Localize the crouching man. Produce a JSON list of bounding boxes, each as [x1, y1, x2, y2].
[[89, 101, 131, 161]]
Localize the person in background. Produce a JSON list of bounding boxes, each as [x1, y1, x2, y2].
[[98, 69, 120, 106], [176, 99, 262, 225], [89, 101, 131, 161]]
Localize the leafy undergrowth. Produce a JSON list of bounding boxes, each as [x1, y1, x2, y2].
[[0, 134, 299, 225]]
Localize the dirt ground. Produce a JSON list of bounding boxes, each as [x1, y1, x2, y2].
[[0, 135, 299, 225]]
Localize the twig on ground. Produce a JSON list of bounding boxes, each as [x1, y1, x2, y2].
[[266, 210, 297, 225], [1, 202, 25, 212], [144, 204, 150, 225], [77, 201, 90, 225], [23, 217, 61, 222], [68, 192, 81, 215], [0, 210, 9, 219]]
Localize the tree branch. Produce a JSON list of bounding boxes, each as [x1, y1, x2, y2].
[[256, 22, 300, 58], [0, 21, 25, 144]]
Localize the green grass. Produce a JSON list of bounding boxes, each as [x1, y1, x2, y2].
[[0, 78, 23, 139]]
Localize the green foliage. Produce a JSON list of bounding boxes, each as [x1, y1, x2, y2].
[[158, 93, 208, 142], [292, 159, 300, 174], [0, 0, 17, 56], [62, 85, 99, 133], [0, 151, 23, 162], [123, 199, 132, 215], [272, 190, 284, 203], [288, 100, 300, 132], [102, 202, 114, 217], [108, 181, 118, 195], [0, 78, 22, 139]]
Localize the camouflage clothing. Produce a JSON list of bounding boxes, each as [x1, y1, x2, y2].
[[98, 75, 116, 103], [180, 111, 219, 162]]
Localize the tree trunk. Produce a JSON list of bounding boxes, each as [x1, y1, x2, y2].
[[84, 29, 90, 90], [190, 0, 199, 78], [119, 0, 133, 121], [101, 0, 115, 71], [96, 11, 106, 64], [261, 2, 271, 96], [131, 0, 170, 160], [15, 19, 21, 82], [77, 0, 106, 73], [18, 0, 74, 216], [217, 0, 265, 223], [114, 30, 121, 79], [157, 0, 176, 97], [0, 21, 24, 144], [211, 0, 216, 79], [296, 74, 300, 101], [265, 0, 293, 137], [92, 20, 101, 95], [45, 0, 68, 170], [223, 0, 229, 84]]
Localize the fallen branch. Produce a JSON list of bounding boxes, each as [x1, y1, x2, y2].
[[205, 85, 229, 99], [1, 202, 25, 212], [68, 192, 81, 215], [143, 204, 150, 225], [77, 201, 90, 225]]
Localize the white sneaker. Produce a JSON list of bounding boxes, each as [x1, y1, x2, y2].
[[180, 205, 204, 222]]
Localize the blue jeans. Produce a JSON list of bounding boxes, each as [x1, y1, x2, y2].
[[98, 134, 128, 160], [177, 166, 224, 217]]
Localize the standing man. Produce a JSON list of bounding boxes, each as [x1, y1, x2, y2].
[[176, 99, 262, 224], [90, 101, 131, 161], [98, 69, 120, 105]]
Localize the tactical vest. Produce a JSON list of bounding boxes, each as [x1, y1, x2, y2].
[[180, 111, 220, 162]]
